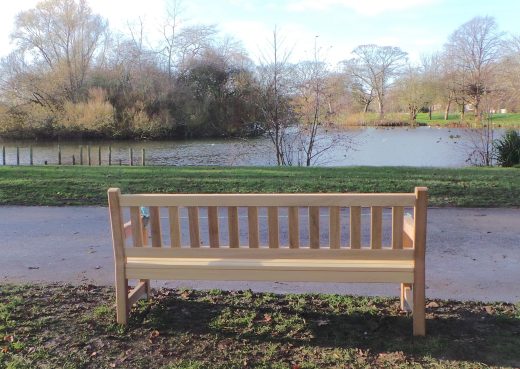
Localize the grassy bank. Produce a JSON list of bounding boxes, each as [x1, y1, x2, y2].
[[0, 166, 519, 207], [416, 112, 520, 127], [334, 112, 520, 127], [1, 284, 519, 368]]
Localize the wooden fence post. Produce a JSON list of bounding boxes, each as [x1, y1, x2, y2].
[[129, 148, 133, 166], [108, 146, 112, 166], [98, 146, 101, 166], [16, 147, 20, 166], [58, 145, 61, 165], [142, 148, 145, 166], [2, 146, 5, 165], [88, 145, 91, 166], [80, 146, 83, 165], [72, 155, 76, 165], [30, 146, 33, 165]]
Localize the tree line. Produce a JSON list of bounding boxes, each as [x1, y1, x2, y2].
[[0, 0, 519, 151]]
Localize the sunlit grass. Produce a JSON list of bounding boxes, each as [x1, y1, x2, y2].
[[0, 165, 519, 207]]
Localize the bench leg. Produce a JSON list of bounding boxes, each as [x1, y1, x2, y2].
[[412, 283, 426, 336], [141, 279, 151, 299], [400, 283, 413, 312], [115, 270, 129, 325]]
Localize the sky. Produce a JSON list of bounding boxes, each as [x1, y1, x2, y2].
[[1, 0, 519, 66]]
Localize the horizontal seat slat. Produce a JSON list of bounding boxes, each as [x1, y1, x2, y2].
[[126, 267, 414, 283], [119, 193, 416, 207], [127, 257, 413, 267], [124, 247, 415, 260]]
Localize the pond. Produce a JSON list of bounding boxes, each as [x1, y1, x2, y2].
[[0, 127, 505, 167]]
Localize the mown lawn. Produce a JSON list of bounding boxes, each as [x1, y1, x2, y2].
[[416, 112, 520, 127], [0, 165, 519, 207], [1, 284, 519, 369]]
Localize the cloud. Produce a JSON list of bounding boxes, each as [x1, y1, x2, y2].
[[287, 0, 439, 16]]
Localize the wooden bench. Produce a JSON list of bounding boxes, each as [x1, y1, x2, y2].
[[108, 187, 427, 336]]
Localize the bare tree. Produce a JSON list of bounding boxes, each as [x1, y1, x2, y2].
[[292, 39, 348, 166], [420, 53, 444, 119], [11, 0, 108, 103], [396, 64, 429, 123], [257, 27, 296, 165], [161, 0, 184, 81], [444, 16, 504, 123], [493, 34, 520, 112], [343, 44, 407, 120]]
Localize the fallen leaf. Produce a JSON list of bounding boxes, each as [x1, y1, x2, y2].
[[149, 330, 160, 342], [3, 335, 14, 343], [484, 306, 494, 315], [1, 347, 8, 354], [180, 291, 191, 300], [426, 301, 439, 308], [263, 313, 272, 323]]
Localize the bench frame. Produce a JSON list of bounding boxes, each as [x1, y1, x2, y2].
[[108, 187, 427, 336]]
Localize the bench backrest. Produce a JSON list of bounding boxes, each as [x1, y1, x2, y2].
[[108, 187, 427, 263]]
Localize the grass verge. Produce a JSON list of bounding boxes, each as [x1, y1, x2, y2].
[[0, 166, 519, 207], [1, 284, 519, 368]]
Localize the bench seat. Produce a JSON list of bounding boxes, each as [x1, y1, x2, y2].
[[126, 257, 415, 283]]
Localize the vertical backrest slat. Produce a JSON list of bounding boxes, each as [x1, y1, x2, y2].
[[309, 206, 320, 249], [228, 206, 240, 248], [248, 207, 259, 248], [130, 206, 144, 247], [350, 206, 361, 249], [288, 206, 300, 249], [149, 206, 162, 247], [168, 207, 181, 248], [329, 206, 341, 249], [392, 206, 404, 249], [268, 207, 279, 248], [208, 206, 220, 248], [188, 207, 200, 248], [403, 213, 414, 248], [370, 206, 382, 249]]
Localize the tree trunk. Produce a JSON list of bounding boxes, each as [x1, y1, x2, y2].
[[444, 100, 451, 120], [409, 106, 417, 125], [378, 99, 384, 122], [428, 106, 432, 120], [474, 101, 480, 125]]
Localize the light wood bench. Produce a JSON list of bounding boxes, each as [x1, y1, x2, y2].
[[108, 187, 427, 336]]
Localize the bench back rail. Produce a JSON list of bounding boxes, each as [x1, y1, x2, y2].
[[108, 189, 425, 257]]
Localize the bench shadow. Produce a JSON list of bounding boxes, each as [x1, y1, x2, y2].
[[129, 291, 520, 368]]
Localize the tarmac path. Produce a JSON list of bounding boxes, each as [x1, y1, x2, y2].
[[1, 206, 519, 302]]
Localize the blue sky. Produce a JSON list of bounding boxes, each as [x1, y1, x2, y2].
[[1, 0, 519, 65]]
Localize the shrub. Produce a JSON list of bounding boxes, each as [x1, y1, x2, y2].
[[61, 88, 115, 137], [495, 130, 520, 167]]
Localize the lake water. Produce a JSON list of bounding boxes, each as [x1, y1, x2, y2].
[[0, 127, 505, 167]]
